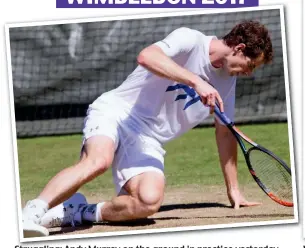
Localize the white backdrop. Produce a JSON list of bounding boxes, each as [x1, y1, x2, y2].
[[0, 0, 303, 247]]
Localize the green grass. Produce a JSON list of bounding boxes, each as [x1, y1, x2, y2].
[[17, 123, 291, 200]]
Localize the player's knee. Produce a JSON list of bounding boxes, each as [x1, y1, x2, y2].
[[139, 189, 163, 206], [138, 190, 163, 216], [80, 156, 111, 181]]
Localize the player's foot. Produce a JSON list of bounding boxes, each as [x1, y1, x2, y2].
[[40, 193, 88, 228], [22, 199, 49, 238]]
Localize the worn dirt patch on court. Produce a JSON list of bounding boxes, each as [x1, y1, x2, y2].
[[49, 185, 295, 237]]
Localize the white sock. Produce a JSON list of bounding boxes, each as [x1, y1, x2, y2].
[[25, 199, 49, 212], [82, 202, 105, 223], [96, 202, 104, 221], [34, 199, 49, 210]]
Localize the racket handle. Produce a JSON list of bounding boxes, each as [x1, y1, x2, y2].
[[214, 104, 232, 125]]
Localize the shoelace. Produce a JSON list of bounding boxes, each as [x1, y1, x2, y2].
[[49, 211, 75, 227]]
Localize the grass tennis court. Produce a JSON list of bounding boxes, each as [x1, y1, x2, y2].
[[17, 123, 295, 235]]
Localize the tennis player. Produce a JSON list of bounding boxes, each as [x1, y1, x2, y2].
[[22, 20, 273, 237]]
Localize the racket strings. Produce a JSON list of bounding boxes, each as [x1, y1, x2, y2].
[[248, 149, 292, 203]]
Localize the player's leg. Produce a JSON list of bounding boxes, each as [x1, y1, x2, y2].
[[40, 133, 166, 227], [22, 100, 120, 238], [22, 135, 116, 237], [37, 118, 167, 229]]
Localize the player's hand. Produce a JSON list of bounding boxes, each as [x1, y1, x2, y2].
[[227, 189, 262, 209], [193, 79, 224, 114]]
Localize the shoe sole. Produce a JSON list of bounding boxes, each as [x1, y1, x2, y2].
[[23, 229, 49, 238], [23, 222, 49, 238]]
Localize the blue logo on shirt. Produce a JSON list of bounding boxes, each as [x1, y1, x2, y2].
[[166, 84, 201, 110]]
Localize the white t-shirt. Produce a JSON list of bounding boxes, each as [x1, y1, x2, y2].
[[93, 27, 236, 144]]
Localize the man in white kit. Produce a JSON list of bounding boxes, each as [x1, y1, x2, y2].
[[22, 20, 273, 237]]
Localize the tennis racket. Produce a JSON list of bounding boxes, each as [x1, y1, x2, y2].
[[213, 105, 293, 207]]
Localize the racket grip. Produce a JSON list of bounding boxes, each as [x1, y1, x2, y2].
[[214, 105, 232, 125]]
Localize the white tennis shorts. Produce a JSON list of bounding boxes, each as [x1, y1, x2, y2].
[[82, 96, 166, 194]]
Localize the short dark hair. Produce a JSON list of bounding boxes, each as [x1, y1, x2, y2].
[[223, 20, 273, 64]]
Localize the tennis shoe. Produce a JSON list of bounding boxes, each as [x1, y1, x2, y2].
[[22, 200, 49, 238]]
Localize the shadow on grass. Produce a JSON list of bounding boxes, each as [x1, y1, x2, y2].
[[50, 225, 93, 235], [154, 213, 294, 220], [159, 202, 230, 212], [49, 218, 156, 235]]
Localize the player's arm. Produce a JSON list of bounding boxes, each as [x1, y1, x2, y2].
[[215, 120, 239, 206], [138, 45, 199, 88], [215, 119, 261, 209], [137, 27, 223, 111], [214, 82, 261, 209]]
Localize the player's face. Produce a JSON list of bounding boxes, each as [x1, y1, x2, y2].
[[224, 44, 264, 76]]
